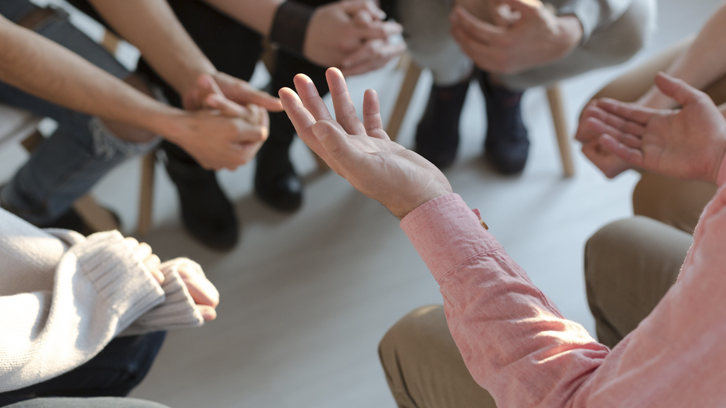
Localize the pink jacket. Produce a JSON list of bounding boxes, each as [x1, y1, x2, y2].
[[400, 159, 726, 407]]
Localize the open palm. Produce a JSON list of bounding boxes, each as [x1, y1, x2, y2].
[[594, 74, 726, 184], [279, 68, 452, 219]]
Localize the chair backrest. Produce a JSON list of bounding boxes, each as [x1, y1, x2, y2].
[[0, 104, 41, 150]]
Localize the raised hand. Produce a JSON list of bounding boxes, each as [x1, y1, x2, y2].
[[594, 73, 726, 184], [279, 68, 452, 219], [449, 0, 582, 75]]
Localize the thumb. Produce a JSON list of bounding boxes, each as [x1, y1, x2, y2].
[[654, 72, 708, 107]]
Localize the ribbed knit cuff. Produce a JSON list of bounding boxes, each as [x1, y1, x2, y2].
[[71, 231, 165, 333], [124, 258, 205, 335]]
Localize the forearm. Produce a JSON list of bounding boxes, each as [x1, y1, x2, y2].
[[86, 0, 216, 95], [0, 17, 191, 142], [401, 194, 609, 406], [204, 0, 284, 36], [639, 3, 726, 109], [0, 229, 164, 393]]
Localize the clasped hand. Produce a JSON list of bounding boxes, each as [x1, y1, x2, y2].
[[279, 68, 452, 219], [124, 238, 219, 321], [177, 73, 283, 171], [305, 0, 406, 77], [576, 73, 726, 184], [450, 0, 582, 75]]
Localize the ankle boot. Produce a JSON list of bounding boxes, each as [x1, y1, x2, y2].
[[414, 80, 470, 169], [479, 70, 530, 175], [254, 111, 303, 213], [162, 142, 239, 250]]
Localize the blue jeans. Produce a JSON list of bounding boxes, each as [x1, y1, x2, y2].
[[0, 1, 159, 225], [0, 332, 167, 407]]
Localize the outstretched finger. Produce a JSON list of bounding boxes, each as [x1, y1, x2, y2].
[[585, 105, 646, 138], [599, 134, 644, 168], [584, 117, 641, 148], [363, 89, 389, 140], [293, 74, 335, 123], [326, 68, 367, 135], [279, 87, 323, 153], [654, 72, 710, 107], [597, 98, 654, 125], [312, 120, 365, 167]]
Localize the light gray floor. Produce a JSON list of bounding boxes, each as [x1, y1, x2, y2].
[[0, 1, 722, 406]]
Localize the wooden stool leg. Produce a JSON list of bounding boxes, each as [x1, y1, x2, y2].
[[546, 85, 575, 178], [386, 57, 423, 142], [72, 195, 120, 232], [137, 151, 156, 235]]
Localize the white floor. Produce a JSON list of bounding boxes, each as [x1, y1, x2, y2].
[[0, 1, 723, 406]]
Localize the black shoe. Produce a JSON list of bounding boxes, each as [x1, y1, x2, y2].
[[414, 80, 470, 169], [163, 144, 239, 251], [254, 137, 303, 213], [479, 71, 530, 175]]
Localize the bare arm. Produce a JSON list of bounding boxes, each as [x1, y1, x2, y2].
[[0, 14, 182, 140], [639, 2, 726, 109], [85, 0, 215, 97], [0, 16, 268, 170]]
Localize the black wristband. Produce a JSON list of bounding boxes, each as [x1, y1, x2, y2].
[[270, 1, 316, 57]]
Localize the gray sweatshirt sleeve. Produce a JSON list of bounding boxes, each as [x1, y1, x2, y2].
[[556, 0, 634, 42], [0, 228, 166, 393]]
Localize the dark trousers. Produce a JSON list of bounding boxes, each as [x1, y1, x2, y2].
[[140, 0, 334, 169], [0, 332, 166, 407]]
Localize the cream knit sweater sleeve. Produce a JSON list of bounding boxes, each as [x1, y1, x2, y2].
[[0, 209, 167, 393]]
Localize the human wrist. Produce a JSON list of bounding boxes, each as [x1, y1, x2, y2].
[[390, 190, 453, 220], [555, 15, 583, 56], [150, 107, 195, 146], [269, 1, 316, 57]]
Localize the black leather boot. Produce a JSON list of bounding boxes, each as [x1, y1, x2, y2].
[[414, 79, 471, 169], [254, 110, 303, 213], [162, 142, 239, 250], [479, 70, 530, 175]]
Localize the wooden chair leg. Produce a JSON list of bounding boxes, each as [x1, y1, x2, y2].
[[386, 56, 422, 142], [137, 151, 156, 235], [72, 195, 120, 232], [546, 85, 575, 178]]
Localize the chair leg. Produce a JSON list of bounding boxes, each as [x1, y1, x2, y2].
[[137, 151, 156, 235], [72, 195, 120, 232], [386, 55, 422, 142], [546, 85, 575, 178]]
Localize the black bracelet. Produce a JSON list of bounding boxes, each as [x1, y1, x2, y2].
[[269, 1, 316, 57]]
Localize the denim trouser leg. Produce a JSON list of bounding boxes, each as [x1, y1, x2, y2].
[[0, 6, 159, 225]]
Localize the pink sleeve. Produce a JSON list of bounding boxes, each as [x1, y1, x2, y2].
[[400, 193, 726, 407]]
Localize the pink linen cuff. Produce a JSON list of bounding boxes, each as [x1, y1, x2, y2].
[[400, 194, 502, 283]]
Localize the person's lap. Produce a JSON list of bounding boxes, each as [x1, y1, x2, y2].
[[0, 332, 166, 407]]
